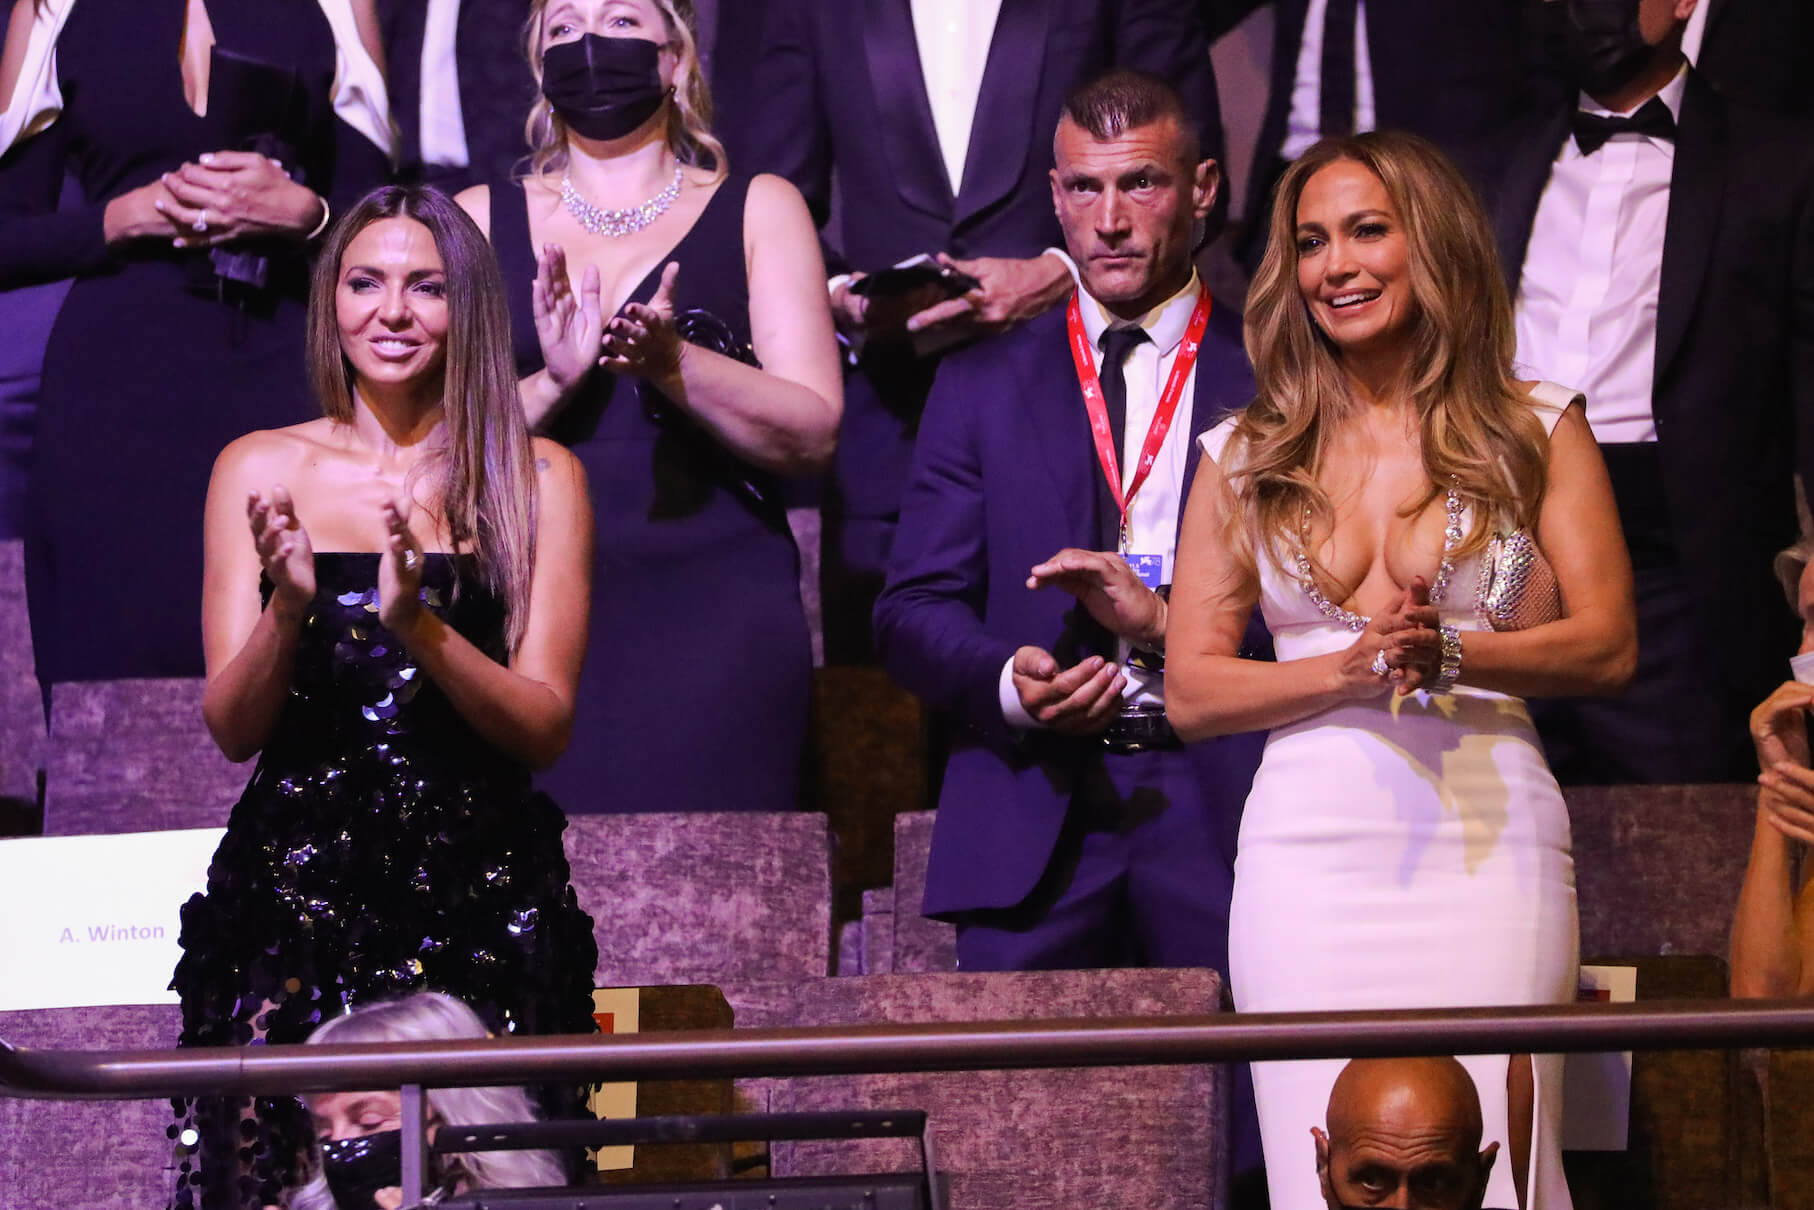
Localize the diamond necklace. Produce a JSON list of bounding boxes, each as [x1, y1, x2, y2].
[[559, 164, 684, 238], [1298, 486, 1464, 632]]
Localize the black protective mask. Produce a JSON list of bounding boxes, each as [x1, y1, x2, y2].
[[320, 1129, 403, 1210], [1558, 0, 1656, 97], [541, 35, 668, 142]]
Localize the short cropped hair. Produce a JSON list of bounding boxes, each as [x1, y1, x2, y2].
[[1060, 68, 1200, 167]]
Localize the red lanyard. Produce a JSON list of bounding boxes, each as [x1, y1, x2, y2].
[[1065, 284, 1212, 552]]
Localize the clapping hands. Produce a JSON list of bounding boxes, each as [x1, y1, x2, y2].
[[532, 248, 686, 393], [601, 261, 684, 382], [377, 495, 426, 634], [247, 486, 314, 618]]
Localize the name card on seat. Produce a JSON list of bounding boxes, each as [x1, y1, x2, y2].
[[0, 828, 221, 1011]]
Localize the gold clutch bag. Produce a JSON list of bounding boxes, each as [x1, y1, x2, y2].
[[1477, 529, 1562, 631]]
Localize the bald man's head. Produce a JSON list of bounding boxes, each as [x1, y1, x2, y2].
[[1313, 1058, 1498, 1210]]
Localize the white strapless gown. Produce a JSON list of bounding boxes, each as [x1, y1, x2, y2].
[[1202, 389, 1579, 1210]]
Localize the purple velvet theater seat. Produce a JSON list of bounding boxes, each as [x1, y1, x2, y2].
[[1563, 783, 1756, 960], [0, 540, 44, 810], [890, 810, 956, 974], [768, 968, 1230, 1210], [563, 812, 832, 988], [0, 1003, 183, 1207], [42, 678, 249, 836]]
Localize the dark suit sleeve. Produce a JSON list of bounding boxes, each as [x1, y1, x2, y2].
[[719, 0, 849, 277], [873, 359, 1020, 751], [1115, 0, 1228, 229], [0, 120, 112, 289], [1200, 0, 1271, 42]]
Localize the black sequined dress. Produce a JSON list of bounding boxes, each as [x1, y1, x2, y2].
[[168, 553, 599, 1210]]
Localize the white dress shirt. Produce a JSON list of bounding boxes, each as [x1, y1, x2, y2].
[[1513, 68, 1685, 444], [999, 274, 1204, 727], [418, 0, 471, 169], [911, 0, 1003, 193], [1280, 0, 1378, 160]]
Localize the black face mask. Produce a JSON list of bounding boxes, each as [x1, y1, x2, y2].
[[320, 1129, 404, 1210], [541, 35, 668, 142], [1558, 0, 1655, 97]]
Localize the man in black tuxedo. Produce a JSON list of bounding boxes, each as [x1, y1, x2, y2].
[[717, 0, 1225, 662], [1493, 0, 1814, 783], [378, 0, 538, 191], [1204, 0, 1540, 269]]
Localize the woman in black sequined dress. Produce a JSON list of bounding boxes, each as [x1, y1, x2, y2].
[[167, 185, 599, 1210]]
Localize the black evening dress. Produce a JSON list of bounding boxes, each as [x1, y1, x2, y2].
[[168, 554, 599, 1210], [0, 0, 390, 684], [488, 171, 813, 813]]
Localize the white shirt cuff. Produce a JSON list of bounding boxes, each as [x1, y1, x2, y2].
[[999, 656, 1043, 730], [828, 273, 854, 297], [1041, 246, 1079, 283]]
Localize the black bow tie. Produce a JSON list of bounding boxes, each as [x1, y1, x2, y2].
[[1571, 96, 1676, 155]]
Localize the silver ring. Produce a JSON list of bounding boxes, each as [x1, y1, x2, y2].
[[192, 208, 208, 234], [1370, 649, 1391, 678], [402, 548, 420, 572]]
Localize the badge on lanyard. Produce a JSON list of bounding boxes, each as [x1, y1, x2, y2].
[[1126, 553, 1165, 590], [1066, 285, 1212, 558]]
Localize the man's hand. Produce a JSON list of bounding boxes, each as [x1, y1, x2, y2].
[[1011, 646, 1125, 736], [830, 274, 950, 342], [1027, 548, 1164, 649], [905, 252, 1073, 340]]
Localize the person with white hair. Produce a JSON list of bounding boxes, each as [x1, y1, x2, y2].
[[291, 991, 567, 1210]]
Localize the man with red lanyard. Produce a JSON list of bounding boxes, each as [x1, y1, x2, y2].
[[875, 68, 1271, 1192]]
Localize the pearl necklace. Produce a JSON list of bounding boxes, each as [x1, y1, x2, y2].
[[559, 164, 684, 238], [1298, 486, 1464, 631]]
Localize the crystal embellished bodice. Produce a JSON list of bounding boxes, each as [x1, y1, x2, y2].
[[256, 552, 520, 786]]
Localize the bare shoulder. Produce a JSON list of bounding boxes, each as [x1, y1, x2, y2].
[[213, 422, 324, 481], [744, 173, 811, 227], [530, 437, 587, 491], [454, 183, 491, 240]]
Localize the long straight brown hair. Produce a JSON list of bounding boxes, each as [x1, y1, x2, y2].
[[1232, 131, 1549, 589], [305, 186, 539, 653]]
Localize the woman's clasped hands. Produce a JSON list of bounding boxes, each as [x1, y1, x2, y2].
[[1342, 576, 1443, 698], [104, 151, 325, 249], [1754, 682, 1814, 844]]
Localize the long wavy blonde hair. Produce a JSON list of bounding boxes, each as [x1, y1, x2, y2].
[[1231, 131, 1547, 589], [520, 0, 727, 183], [306, 187, 539, 654]]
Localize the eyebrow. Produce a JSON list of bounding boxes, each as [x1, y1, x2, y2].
[[1296, 209, 1391, 232], [342, 266, 445, 280]]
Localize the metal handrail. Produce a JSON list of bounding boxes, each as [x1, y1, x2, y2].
[[6, 998, 1814, 1101]]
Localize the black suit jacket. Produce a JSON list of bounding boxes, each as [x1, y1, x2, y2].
[[378, 0, 538, 190], [722, 0, 1225, 278], [1208, 0, 1538, 261], [1490, 69, 1814, 725], [1695, 0, 1814, 116]]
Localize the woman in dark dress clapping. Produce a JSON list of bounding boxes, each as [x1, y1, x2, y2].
[[0, 0, 391, 685], [455, 0, 842, 815], [172, 185, 598, 1210]]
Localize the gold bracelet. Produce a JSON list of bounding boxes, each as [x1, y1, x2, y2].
[[303, 194, 332, 241]]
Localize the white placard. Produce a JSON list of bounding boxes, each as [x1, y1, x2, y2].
[[0, 828, 223, 1011], [1561, 963, 1639, 1151]]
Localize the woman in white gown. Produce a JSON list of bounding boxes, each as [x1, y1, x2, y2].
[[1166, 132, 1637, 1210]]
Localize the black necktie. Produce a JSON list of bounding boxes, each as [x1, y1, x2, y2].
[[1095, 326, 1150, 551], [385, 0, 428, 178], [1571, 96, 1677, 156], [1319, 0, 1359, 138]]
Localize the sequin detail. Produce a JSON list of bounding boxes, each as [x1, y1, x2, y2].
[[1298, 486, 1463, 630], [168, 553, 598, 1210]]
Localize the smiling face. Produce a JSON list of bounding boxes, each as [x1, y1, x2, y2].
[[335, 217, 450, 396], [1294, 159, 1418, 363], [1050, 114, 1215, 318], [537, 0, 678, 85]]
